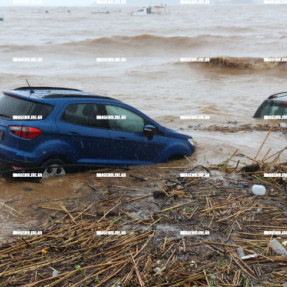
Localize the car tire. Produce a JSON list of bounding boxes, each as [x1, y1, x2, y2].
[[167, 154, 184, 162], [40, 159, 66, 179], [2, 171, 14, 181]]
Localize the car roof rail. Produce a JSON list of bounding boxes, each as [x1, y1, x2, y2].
[[14, 87, 83, 92], [42, 94, 120, 101], [268, 92, 287, 99], [10, 87, 121, 102]]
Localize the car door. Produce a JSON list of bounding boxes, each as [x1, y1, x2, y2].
[[103, 104, 167, 164], [57, 102, 111, 165]]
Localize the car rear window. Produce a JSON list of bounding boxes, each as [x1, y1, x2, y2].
[[0, 94, 54, 120]]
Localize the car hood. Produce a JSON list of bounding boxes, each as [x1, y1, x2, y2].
[[163, 127, 191, 140]]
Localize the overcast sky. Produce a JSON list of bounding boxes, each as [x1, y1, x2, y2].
[[0, 0, 263, 7], [2, 0, 143, 6], [1, 0, 92, 6]]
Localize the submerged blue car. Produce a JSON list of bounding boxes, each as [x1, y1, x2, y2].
[[0, 87, 195, 178]]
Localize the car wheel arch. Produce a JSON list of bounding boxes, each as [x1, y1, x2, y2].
[[40, 154, 70, 167]]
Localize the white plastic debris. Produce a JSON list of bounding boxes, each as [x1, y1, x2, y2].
[[190, 260, 197, 268], [279, 123, 287, 128], [237, 247, 257, 260], [270, 239, 287, 255], [52, 270, 60, 277], [241, 254, 258, 260], [237, 247, 245, 258], [153, 267, 161, 273], [252, 184, 266, 196], [153, 266, 166, 276]]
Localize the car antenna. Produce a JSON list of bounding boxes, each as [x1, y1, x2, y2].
[[26, 79, 34, 95]]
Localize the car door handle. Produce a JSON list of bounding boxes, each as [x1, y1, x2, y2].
[[116, 136, 126, 140]]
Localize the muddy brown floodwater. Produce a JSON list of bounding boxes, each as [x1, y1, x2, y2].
[[0, 157, 195, 242]]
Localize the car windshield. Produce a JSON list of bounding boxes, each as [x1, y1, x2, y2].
[[0, 94, 54, 120], [258, 101, 287, 118]]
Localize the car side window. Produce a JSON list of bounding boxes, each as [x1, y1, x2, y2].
[[62, 103, 109, 129], [105, 105, 145, 133]]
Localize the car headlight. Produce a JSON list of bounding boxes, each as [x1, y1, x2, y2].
[[188, 138, 195, 146]]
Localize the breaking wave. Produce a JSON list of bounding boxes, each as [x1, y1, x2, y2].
[[0, 34, 237, 55], [178, 56, 287, 70], [62, 34, 232, 49]]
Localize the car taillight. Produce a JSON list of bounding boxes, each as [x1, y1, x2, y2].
[[11, 165, 25, 170], [9, 126, 42, 139], [281, 101, 287, 106]]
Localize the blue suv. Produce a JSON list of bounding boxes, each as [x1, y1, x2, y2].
[[0, 87, 195, 178]]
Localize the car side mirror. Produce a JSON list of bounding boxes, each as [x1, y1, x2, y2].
[[143, 124, 156, 140]]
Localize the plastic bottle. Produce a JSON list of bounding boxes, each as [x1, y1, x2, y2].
[[252, 184, 266, 196], [270, 239, 287, 255]]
